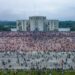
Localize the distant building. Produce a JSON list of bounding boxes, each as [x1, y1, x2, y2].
[[58, 28, 70, 32], [11, 28, 17, 31], [16, 16, 59, 31]]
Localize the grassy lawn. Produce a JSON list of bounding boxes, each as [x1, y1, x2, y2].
[[0, 69, 75, 75]]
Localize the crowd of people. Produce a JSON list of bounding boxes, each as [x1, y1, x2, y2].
[[0, 32, 75, 51], [0, 51, 75, 69], [0, 31, 75, 37]]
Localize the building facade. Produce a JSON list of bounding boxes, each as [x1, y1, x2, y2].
[[58, 28, 70, 32], [16, 16, 59, 31]]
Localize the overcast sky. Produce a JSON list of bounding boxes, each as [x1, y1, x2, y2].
[[0, 0, 75, 21]]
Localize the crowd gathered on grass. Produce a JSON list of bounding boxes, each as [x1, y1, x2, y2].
[[0, 32, 75, 51], [0, 51, 75, 70], [0, 32, 75, 75]]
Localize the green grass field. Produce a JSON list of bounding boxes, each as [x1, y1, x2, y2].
[[0, 69, 75, 75]]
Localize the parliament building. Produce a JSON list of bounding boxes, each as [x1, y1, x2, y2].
[[16, 16, 59, 31]]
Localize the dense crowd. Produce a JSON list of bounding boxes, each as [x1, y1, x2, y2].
[[0, 51, 75, 69], [0, 31, 75, 37], [0, 32, 75, 51]]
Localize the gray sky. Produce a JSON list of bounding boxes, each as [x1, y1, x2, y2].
[[0, 0, 75, 21]]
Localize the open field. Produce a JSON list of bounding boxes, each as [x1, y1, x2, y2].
[[0, 70, 75, 75]]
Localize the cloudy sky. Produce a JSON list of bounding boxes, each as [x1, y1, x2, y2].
[[0, 0, 75, 21]]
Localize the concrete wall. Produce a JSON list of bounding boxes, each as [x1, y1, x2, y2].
[[16, 16, 59, 31], [16, 20, 23, 31], [29, 16, 46, 31], [58, 28, 70, 32], [23, 20, 28, 31], [16, 20, 28, 31], [48, 20, 59, 31]]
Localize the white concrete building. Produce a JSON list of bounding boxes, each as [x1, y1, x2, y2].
[[58, 28, 70, 32], [16, 16, 59, 31], [11, 28, 17, 31]]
